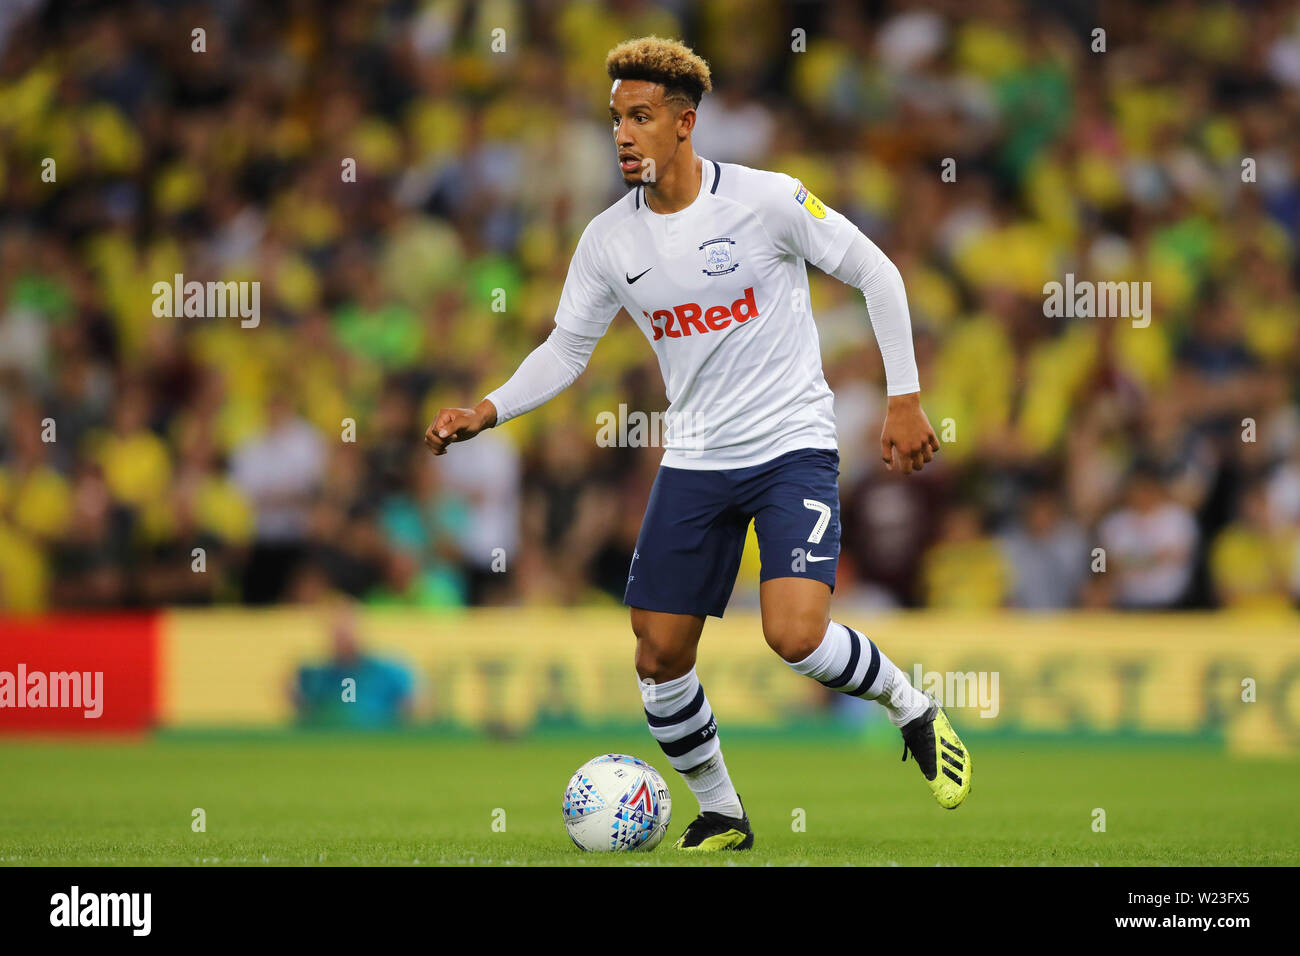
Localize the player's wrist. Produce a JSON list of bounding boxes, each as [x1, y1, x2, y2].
[[475, 398, 499, 429], [887, 390, 921, 407]]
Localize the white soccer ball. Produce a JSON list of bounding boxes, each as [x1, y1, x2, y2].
[[562, 753, 672, 852]]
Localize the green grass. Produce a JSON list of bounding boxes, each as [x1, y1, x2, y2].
[[1, 732, 1297, 865]]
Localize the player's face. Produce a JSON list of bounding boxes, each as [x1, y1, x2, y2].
[[609, 80, 686, 188]]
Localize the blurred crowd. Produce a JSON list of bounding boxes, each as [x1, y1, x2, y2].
[[1, 0, 1298, 615]]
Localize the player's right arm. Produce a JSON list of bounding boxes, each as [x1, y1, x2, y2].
[[425, 221, 622, 456]]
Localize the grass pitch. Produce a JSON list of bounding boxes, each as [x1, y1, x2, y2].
[[1, 732, 1297, 866]]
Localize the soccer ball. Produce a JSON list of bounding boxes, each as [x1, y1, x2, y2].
[[562, 754, 672, 852]]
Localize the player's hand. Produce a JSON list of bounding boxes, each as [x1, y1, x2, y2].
[[425, 400, 497, 456], [880, 392, 940, 475]]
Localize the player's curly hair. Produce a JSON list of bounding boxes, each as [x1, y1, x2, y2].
[[605, 36, 713, 110]]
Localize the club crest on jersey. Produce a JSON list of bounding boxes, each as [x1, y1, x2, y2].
[[699, 236, 740, 276], [793, 182, 826, 219]]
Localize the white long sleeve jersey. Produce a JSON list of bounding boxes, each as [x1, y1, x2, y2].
[[485, 158, 919, 470]]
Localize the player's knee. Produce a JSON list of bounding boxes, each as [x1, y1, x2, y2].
[[630, 611, 694, 683], [762, 616, 826, 664], [633, 640, 693, 683]]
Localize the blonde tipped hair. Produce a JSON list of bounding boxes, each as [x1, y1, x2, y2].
[[606, 36, 713, 109]]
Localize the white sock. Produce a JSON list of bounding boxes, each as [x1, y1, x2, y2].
[[788, 621, 930, 727], [640, 668, 743, 817], [682, 753, 743, 818]]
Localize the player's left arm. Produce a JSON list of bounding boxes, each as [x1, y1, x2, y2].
[[765, 174, 938, 475], [823, 230, 939, 475]]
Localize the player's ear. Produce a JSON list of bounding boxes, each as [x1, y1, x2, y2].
[[676, 104, 696, 139]]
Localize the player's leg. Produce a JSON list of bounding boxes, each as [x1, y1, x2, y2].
[[758, 576, 932, 733], [624, 464, 753, 850], [630, 607, 751, 849], [747, 448, 972, 808], [630, 606, 702, 684], [760, 577, 974, 809]]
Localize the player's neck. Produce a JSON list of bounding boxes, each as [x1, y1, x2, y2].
[[644, 150, 702, 215]]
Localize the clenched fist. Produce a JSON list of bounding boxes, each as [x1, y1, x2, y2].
[[880, 392, 940, 474], [424, 399, 498, 456]]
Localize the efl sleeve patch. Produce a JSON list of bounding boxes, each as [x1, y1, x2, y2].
[[792, 182, 826, 219]]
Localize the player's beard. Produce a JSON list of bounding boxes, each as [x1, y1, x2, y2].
[[621, 147, 665, 190], [622, 161, 654, 190]]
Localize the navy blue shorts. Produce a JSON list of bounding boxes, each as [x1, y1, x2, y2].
[[623, 447, 841, 618]]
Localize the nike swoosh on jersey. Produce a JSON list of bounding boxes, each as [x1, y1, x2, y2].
[[806, 554, 835, 562], [625, 268, 652, 284]]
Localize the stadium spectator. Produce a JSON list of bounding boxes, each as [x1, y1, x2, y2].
[[436, 428, 522, 605], [841, 443, 950, 607], [230, 391, 326, 603], [920, 502, 1012, 609], [290, 598, 415, 729], [1209, 478, 1300, 610], [1096, 463, 1200, 609], [47, 460, 132, 608], [1000, 487, 1089, 609]]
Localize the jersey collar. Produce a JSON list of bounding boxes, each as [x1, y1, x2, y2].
[[636, 158, 721, 213]]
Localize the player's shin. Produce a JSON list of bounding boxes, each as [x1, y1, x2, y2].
[[787, 621, 930, 726], [639, 668, 742, 817]]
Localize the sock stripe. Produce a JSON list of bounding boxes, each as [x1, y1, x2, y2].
[[681, 756, 714, 774], [649, 700, 714, 744], [660, 734, 718, 774], [821, 625, 860, 689], [848, 631, 881, 697], [644, 684, 706, 727], [788, 622, 929, 728], [658, 716, 718, 758]]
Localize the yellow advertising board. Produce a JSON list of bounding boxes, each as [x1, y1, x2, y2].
[[161, 608, 1300, 753]]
